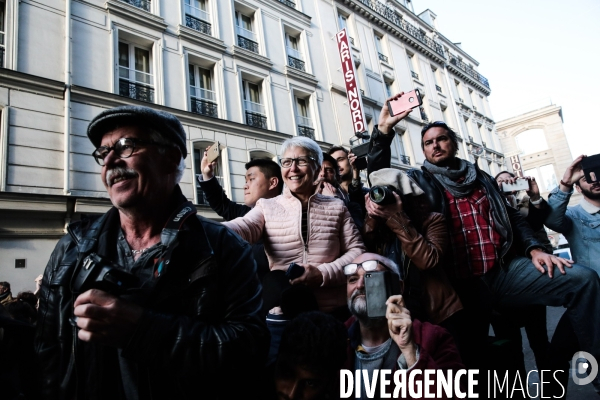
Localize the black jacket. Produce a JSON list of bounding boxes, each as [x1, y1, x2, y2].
[[34, 186, 268, 400]]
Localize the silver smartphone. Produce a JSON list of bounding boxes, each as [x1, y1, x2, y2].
[[501, 179, 529, 192]]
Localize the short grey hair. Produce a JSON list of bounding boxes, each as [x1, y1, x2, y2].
[[148, 129, 186, 184], [280, 136, 323, 167]]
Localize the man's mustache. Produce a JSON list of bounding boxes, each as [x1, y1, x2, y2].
[[106, 167, 138, 187]]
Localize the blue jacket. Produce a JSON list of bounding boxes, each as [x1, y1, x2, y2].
[[545, 187, 600, 276]]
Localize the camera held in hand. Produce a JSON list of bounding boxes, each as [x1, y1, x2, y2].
[[72, 253, 138, 295], [369, 185, 397, 205]]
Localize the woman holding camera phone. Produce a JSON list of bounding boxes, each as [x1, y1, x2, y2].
[[223, 136, 365, 315]]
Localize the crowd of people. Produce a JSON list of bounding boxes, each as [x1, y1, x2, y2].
[[0, 92, 599, 400]]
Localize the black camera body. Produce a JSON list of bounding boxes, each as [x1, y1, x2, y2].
[[369, 185, 397, 205], [72, 253, 138, 295]]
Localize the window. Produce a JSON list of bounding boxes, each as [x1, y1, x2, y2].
[[243, 80, 267, 129], [0, 1, 5, 68], [118, 41, 154, 103], [121, 0, 151, 12], [295, 97, 314, 139], [250, 150, 276, 161], [194, 143, 224, 206], [337, 12, 355, 45], [454, 80, 463, 103], [235, 11, 258, 53], [515, 129, 548, 155], [286, 33, 305, 72], [385, 81, 393, 97], [524, 164, 558, 193], [407, 54, 418, 80], [184, 0, 211, 35], [189, 64, 217, 117], [374, 34, 388, 63], [431, 67, 442, 92]]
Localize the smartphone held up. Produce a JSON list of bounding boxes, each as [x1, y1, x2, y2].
[[387, 89, 423, 117]]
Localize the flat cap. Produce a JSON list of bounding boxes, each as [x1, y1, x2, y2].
[[87, 105, 188, 158]]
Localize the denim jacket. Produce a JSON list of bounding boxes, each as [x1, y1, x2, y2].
[[545, 187, 600, 276]]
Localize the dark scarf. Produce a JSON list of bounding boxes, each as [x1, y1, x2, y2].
[[423, 158, 478, 198]]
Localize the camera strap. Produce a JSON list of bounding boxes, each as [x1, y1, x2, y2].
[[153, 201, 197, 278]]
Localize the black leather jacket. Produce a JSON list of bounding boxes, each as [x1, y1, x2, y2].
[[34, 187, 268, 400]]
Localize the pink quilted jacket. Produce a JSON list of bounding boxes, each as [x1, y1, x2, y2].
[[223, 187, 366, 311]]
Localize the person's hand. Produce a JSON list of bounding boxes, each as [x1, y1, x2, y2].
[[496, 175, 519, 195], [523, 176, 541, 201], [386, 295, 417, 367], [201, 146, 218, 181], [73, 289, 143, 347], [290, 264, 324, 288], [365, 192, 403, 220], [560, 155, 586, 190], [529, 249, 574, 278], [319, 181, 339, 197], [378, 93, 412, 135], [348, 152, 362, 179]]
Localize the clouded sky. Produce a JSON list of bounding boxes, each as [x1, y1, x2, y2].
[[417, 0, 600, 159]]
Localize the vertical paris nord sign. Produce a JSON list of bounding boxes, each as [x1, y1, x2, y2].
[[335, 28, 367, 135]]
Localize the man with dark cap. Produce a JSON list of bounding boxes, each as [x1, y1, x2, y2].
[[34, 105, 268, 399]]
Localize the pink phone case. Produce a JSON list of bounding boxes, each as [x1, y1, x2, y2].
[[387, 89, 423, 116]]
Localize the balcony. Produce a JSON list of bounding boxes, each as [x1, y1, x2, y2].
[[378, 53, 389, 63], [399, 155, 410, 165], [355, 0, 444, 57], [276, 0, 296, 8], [237, 26, 259, 53], [246, 112, 267, 129], [119, 80, 154, 103], [297, 125, 315, 139], [411, 71, 419, 79], [120, 0, 150, 12], [349, 37, 355, 45], [468, 135, 474, 142], [449, 54, 490, 89], [436, 85, 442, 92], [419, 107, 429, 122], [191, 97, 218, 118], [286, 47, 305, 71], [185, 15, 211, 36]]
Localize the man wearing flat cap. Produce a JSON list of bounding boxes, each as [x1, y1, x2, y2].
[[35, 105, 268, 399]]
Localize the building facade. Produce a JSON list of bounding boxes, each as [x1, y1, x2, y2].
[[0, 0, 504, 292]]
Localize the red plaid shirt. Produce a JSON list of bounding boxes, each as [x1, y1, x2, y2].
[[445, 187, 502, 278]]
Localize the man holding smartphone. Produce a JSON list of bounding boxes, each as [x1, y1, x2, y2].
[[373, 97, 600, 379], [344, 252, 463, 399]]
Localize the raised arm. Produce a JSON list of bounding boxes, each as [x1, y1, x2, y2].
[[222, 201, 266, 244]]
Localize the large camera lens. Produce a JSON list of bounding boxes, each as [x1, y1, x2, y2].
[[369, 186, 396, 205]]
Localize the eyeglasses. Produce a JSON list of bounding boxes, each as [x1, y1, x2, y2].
[[343, 260, 388, 275], [92, 138, 163, 166], [279, 156, 316, 169]]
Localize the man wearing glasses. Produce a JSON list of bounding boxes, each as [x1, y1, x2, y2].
[[35, 105, 268, 399], [343, 253, 463, 398]]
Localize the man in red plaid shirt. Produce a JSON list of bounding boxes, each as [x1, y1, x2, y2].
[[369, 95, 600, 396]]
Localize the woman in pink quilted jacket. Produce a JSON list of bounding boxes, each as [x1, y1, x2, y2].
[[223, 136, 366, 313]]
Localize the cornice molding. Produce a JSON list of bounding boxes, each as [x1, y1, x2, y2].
[[285, 66, 319, 87], [232, 46, 274, 70], [0, 69, 64, 97], [178, 25, 227, 52], [105, 0, 168, 32]]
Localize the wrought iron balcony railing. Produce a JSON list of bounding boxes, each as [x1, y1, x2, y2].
[[419, 106, 428, 122], [287, 56, 305, 71], [356, 0, 445, 57], [246, 111, 268, 129], [237, 36, 259, 53], [411, 71, 419, 79], [191, 97, 218, 118], [378, 53, 389, 63], [120, 0, 150, 12], [119, 80, 154, 103], [185, 14, 211, 35], [349, 37, 355, 45], [449, 54, 490, 89], [276, 0, 296, 8], [297, 125, 315, 139], [468, 135, 474, 142], [399, 155, 410, 165], [435, 85, 442, 92]]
